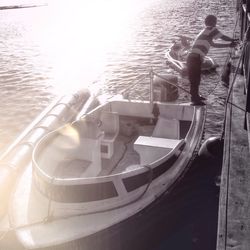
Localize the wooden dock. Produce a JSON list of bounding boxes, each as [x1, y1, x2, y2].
[[216, 2, 250, 249]]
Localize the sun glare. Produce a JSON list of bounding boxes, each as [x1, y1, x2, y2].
[[39, 0, 145, 93], [59, 124, 80, 149]]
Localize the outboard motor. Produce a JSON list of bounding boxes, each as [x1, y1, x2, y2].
[[153, 75, 179, 102]]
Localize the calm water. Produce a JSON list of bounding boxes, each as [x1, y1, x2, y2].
[[0, 0, 237, 153]]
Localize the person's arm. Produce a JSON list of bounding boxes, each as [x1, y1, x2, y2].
[[214, 28, 237, 42], [211, 40, 236, 48], [220, 34, 234, 42], [211, 28, 238, 48]]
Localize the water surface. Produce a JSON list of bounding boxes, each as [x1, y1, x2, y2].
[[0, 0, 237, 153]]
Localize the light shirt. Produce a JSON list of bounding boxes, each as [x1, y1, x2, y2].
[[189, 26, 223, 58]]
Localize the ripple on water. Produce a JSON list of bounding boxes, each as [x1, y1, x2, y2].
[[0, 0, 237, 154]]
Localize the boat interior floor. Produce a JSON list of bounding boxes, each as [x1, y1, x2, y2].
[[53, 131, 153, 179], [100, 135, 141, 176]]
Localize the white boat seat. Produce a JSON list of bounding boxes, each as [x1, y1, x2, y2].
[[134, 136, 184, 165], [100, 111, 119, 159], [152, 116, 180, 139]]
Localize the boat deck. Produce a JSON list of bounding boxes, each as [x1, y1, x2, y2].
[[52, 122, 156, 179]]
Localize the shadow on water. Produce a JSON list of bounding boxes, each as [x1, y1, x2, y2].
[[154, 154, 223, 250], [130, 153, 223, 250], [110, 152, 223, 250]]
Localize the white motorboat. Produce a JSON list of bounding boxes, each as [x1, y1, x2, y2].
[[0, 71, 206, 250]]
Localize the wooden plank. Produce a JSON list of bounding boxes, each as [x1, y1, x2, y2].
[[217, 74, 250, 250]]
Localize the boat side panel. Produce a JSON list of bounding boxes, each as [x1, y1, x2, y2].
[[122, 153, 180, 192], [110, 100, 194, 121], [110, 100, 155, 118], [33, 170, 119, 202]]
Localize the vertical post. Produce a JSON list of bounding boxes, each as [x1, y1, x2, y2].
[[242, 26, 250, 76], [240, 1, 248, 72], [240, 1, 245, 40], [244, 28, 250, 117], [149, 68, 154, 104], [241, 0, 249, 40], [246, 0, 250, 33]]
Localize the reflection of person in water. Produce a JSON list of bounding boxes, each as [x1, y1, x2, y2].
[[186, 15, 237, 106]]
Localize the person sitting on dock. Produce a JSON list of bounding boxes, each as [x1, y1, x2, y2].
[[186, 14, 238, 106]]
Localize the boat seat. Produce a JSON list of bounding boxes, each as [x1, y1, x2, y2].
[[152, 116, 180, 139], [99, 111, 119, 159], [134, 136, 184, 165]]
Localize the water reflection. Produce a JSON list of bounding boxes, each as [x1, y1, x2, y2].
[[27, 0, 158, 92]]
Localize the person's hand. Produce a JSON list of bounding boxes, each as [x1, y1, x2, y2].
[[230, 40, 238, 47], [231, 38, 240, 47]]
